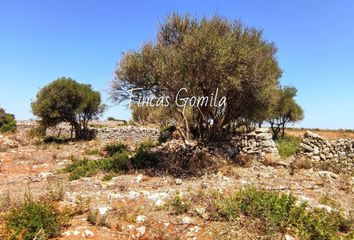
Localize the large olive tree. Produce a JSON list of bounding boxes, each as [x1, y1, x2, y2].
[[31, 77, 104, 139], [111, 14, 282, 141]]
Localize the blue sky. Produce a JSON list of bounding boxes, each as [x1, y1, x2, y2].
[[0, 0, 353, 129]]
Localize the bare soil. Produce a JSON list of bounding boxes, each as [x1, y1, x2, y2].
[[0, 131, 353, 239]]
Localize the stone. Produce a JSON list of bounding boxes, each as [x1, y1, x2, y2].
[[0, 135, 20, 148], [38, 171, 54, 180], [317, 171, 339, 179], [300, 143, 313, 152], [136, 215, 147, 223], [298, 131, 354, 174], [175, 178, 183, 185], [182, 216, 193, 224], [285, 234, 295, 240], [135, 174, 143, 183], [98, 206, 110, 215], [313, 146, 319, 155], [135, 226, 146, 237], [317, 204, 332, 212], [84, 229, 94, 237]]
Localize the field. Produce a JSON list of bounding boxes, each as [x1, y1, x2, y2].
[[286, 128, 354, 140], [0, 124, 353, 239]]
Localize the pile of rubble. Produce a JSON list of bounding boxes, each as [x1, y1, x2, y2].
[[150, 129, 279, 176], [298, 131, 354, 173], [151, 139, 228, 176], [0, 134, 20, 149]]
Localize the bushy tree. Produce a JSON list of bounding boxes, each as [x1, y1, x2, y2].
[[268, 86, 304, 139], [130, 104, 182, 126], [31, 77, 105, 139], [111, 13, 282, 141], [0, 107, 16, 132]]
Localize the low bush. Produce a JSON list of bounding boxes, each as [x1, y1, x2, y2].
[[87, 209, 110, 227], [101, 173, 117, 182], [63, 150, 130, 180], [0, 108, 16, 133], [64, 140, 159, 180], [27, 125, 46, 139], [276, 135, 301, 157], [131, 140, 159, 169], [5, 200, 63, 240], [165, 192, 191, 214], [214, 187, 353, 239], [103, 142, 128, 157], [158, 125, 176, 143]]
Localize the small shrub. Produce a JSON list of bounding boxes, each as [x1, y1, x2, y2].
[[101, 173, 117, 182], [63, 150, 130, 180], [158, 125, 176, 143], [213, 187, 352, 239], [71, 195, 90, 216], [85, 148, 99, 155], [276, 135, 301, 157], [102, 151, 130, 172], [6, 200, 63, 240], [131, 140, 159, 169], [165, 192, 191, 214], [27, 125, 46, 139], [160, 125, 176, 133], [103, 142, 128, 157], [45, 177, 65, 202], [138, 139, 155, 150], [87, 209, 98, 225], [63, 158, 100, 180]]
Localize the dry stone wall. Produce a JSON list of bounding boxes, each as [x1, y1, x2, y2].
[[234, 128, 279, 156], [298, 131, 354, 173], [15, 121, 278, 157]]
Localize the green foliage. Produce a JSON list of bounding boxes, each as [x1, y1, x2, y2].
[[63, 140, 160, 180], [160, 125, 176, 133], [107, 117, 128, 125], [165, 192, 191, 214], [87, 209, 98, 225], [0, 108, 16, 133], [101, 173, 117, 182], [85, 148, 99, 155], [6, 200, 63, 240], [112, 13, 282, 141], [27, 125, 46, 138], [131, 140, 159, 169], [276, 135, 301, 157], [158, 125, 176, 143], [214, 187, 352, 239], [104, 142, 128, 157], [87, 209, 110, 227], [269, 86, 304, 139], [63, 150, 130, 181], [31, 77, 105, 139], [130, 104, 179, 127]]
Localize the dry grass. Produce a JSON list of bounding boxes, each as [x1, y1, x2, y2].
[[233, 155, 253, 167], [286, 128, 354, 140], [291, 156, 312, 170]]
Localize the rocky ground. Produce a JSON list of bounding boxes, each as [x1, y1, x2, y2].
[[0, 126, 353, 239]]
